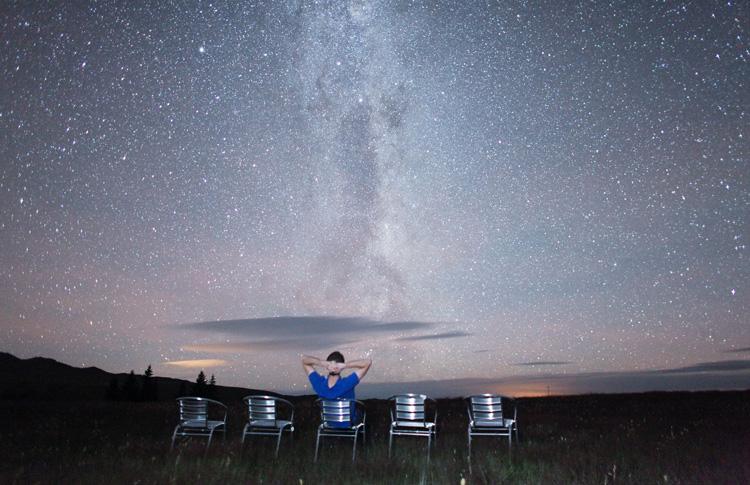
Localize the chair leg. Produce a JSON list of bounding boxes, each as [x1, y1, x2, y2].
[[467, 430, 472, 462], [468, 437, 473, 475], [207, 429, 215, 450], [427, 434, 432, 461], [275, 431, 283, 458], [352, 431, 358, 462], [388, 430, 393, 459], [314, 431, 321, 462], [171, 427, 179, 450]]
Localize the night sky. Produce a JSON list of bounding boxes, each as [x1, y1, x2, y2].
[[1, 1, 748, 397]]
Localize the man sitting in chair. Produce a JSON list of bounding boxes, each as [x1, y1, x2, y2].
[[302, 351, 371, 424]]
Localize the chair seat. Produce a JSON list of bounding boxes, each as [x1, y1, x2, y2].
[[180, 419, 225, 430], [472, 418, 515, 428], [321, 421, 363, 431], [392, 420, 436, 429], [248, 419, 293, 430]]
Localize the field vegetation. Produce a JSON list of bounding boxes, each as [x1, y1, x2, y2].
[[3, 391, 749, 484]]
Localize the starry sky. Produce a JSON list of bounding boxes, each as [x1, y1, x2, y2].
[[1, 1, 748, 398]]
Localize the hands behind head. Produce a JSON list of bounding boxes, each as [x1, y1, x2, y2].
[[326, 361, 346, 374]]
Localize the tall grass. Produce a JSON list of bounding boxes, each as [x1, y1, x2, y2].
[[2, 391, 748, 484]]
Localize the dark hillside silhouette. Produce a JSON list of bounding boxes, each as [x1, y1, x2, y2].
[[0, 352, 267, 402]]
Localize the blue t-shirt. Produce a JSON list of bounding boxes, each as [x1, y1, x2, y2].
[[308, 371, 359, 399], [308, 372, 360, 426]]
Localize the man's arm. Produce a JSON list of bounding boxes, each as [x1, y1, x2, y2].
[[302, 355, 324, 375], [344, 358, 372, 380]]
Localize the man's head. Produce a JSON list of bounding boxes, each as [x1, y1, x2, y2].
[[327, 351, 344, 375]]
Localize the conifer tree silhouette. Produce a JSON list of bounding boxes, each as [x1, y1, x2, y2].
[[207, 374, 217, 399], [142, 364, 157, 401], [194, 370, 208, 397]]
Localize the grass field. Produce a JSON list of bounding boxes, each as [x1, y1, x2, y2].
[[3, 391, 749, 484]]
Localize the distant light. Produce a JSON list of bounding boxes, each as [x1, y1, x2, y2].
[[199, 46, 205, 53]]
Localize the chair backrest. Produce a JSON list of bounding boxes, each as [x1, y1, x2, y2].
[[468, 394, 507, 423], [177, 396, 227, 424], [319, 399, 354, 425], [177, 397, 209, 423], [245, 395, 278, 421], [391, 394, 430, 424]]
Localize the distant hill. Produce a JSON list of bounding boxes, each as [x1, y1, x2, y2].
[[0, 352, 269, 402]]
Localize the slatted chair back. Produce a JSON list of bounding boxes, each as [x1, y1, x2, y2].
[[320, 398, 354, 426], [246, 396, 278, 421], [392, 393, 429, 425], [178, 397, 209, 424], [469, 394, 505, 424]]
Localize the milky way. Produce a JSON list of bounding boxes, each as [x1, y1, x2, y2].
[[1, 1, 748, 396]]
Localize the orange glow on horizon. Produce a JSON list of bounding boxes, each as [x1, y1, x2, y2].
[[483, 381, 574, 398]]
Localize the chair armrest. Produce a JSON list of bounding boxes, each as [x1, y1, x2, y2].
[[355, 400, 367, 424], [203, 398, 228, 409], [427, 397, 438, 424], [279, 397, 295, 422]]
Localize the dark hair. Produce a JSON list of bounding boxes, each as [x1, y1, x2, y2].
[[326, 351, 345, 363]]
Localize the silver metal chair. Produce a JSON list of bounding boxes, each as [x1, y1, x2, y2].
[[241, 395, 295, 457], [466, 394, 518, 458], [388, 394, 438, 460], [314, 398, 366, 462], [170, 397, 227, 450]]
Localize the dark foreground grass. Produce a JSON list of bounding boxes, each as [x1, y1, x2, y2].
[[3, 391, 749, 484]]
